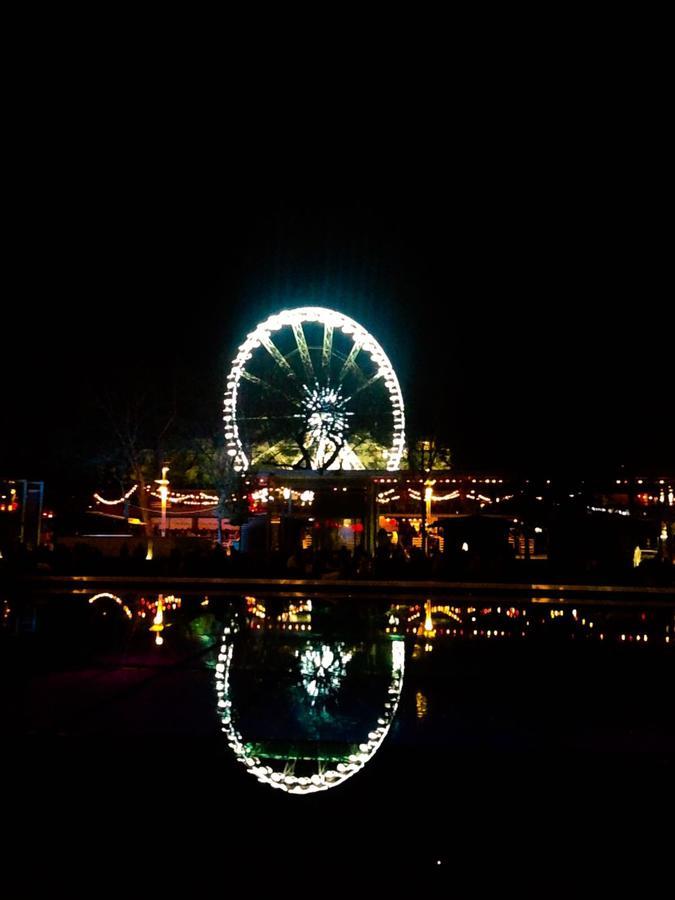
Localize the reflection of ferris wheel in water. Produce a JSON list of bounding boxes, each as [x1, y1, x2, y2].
[[216, 620, 405, 795], [224, 307, 405, 472]]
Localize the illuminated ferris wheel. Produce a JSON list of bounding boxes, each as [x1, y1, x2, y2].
[[224, 307, 405, 472]]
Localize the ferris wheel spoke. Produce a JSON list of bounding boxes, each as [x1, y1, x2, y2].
[[347, 418, 386, 439], [346, 371, 384, 400], [291, 322, 316, 383], [240, 370, 301, 406], [260, 334, 300, 383], [321, 323, 334, 380], [237, 414, 303, 422], [345, 361, 372, 390], [337, 336, 365, 383]]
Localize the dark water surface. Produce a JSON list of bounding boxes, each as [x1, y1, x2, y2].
[[2, 588, 673, 883]]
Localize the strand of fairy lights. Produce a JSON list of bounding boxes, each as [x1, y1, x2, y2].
[[94, 486, 219, 507], [251, 487, 315, 505], [93, 485, 138, 505], [89, 592, 133, 620], [377, 489, 462, 503]]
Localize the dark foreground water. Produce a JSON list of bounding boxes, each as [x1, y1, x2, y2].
[[2, 588, 674, 885]]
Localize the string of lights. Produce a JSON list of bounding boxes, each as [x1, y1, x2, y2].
[[93, 485, 138, 505]]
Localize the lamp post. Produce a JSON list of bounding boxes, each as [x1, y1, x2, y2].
[[155, 466, 170, 538], [283, 486, 292, 516], [416, 438, 436, 556]]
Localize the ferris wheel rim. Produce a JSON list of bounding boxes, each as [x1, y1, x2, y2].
[[224, 306, 406, 472]]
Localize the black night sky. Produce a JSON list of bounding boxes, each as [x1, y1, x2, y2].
[[2, 121, 672, 493]]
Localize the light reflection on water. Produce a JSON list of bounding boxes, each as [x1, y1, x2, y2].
[[206, 594, 673, 792], [215, 612, 405, 794], [5, 589, 672, 649], [3, 588, 674, 877], [2, 589, 673, 769]]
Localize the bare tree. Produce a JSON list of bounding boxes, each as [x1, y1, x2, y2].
[[97, 391, 176, 556]]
